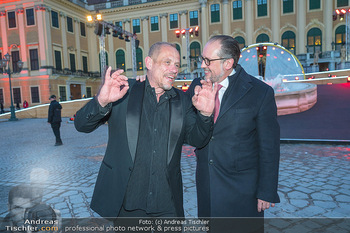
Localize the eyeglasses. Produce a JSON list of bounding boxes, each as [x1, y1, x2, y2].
[[199, 55, 232, 66]]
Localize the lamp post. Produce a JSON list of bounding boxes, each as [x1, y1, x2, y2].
[[0, 53, 23, 121]]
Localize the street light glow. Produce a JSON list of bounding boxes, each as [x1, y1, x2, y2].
[[96, 14, 102, 20], [87, 15, 93, 22]]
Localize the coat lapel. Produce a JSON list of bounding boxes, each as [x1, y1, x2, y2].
[[126, 81, 145, 162], [217, 65, 253, 121], [167, 89, 182, 165]]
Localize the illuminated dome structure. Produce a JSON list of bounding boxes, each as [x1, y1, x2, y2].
[[238, 43, 316, 116], [238, 43, 305, 84]]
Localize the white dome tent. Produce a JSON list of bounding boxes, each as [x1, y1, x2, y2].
[[238, 43, 305, 88]]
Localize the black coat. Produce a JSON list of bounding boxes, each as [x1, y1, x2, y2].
[[74, 80, 213, 217], [48, 100, 62, 123], [187, 65, 280, 217]]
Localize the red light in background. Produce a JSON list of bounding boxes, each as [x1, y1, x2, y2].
[[347, 76, 350, 82], [181, 29, 186, 34], [341, 9, 347, 14], [327, 83, 333, 85], [189, 28, 193, 33], [336, 9, 341, 14], [295, 77, 299, 80], [259, 54, 263, 58]]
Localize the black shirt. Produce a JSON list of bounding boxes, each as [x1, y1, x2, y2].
[[124, 79, 176, 214]]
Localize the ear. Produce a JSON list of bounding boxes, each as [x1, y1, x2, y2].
[[145, 56, 153, 70], [224, 58, 234, 70]]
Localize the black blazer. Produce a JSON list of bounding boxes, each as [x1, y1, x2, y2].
[[188, 65, 280, 217], [74, 79, 213, 217]]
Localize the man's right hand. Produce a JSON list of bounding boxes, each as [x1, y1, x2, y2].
[[97, 67, 129, 107]]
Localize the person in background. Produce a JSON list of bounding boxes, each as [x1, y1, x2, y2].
[[23, 100, 29, 108], [48, 95, 63, 146]]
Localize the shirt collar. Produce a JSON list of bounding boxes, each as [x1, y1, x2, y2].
[[218, 69, 235, 89]]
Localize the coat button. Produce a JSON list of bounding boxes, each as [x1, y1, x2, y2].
[[211, 136, 214, 140], [209, 160, 214, 165]]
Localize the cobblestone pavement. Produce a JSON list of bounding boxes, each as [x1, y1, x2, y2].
[[0, 118, 349, 232]]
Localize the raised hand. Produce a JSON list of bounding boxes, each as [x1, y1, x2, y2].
[[192, 79, 217, 117], [97, 67, 129, 107]]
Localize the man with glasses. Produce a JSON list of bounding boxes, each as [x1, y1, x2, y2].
[[187, 35, 280, 226]]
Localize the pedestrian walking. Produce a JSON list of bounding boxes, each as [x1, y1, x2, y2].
[[48, 95, 63, 146]]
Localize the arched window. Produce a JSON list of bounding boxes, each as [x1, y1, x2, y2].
[[136, 48, 143, 70], [307, 28, 322, 53], [99, 52, 108, 74], [256, 33, 269, 43], [281, 31, 296, 54], [175, 44, 181, 66], [335, 25, 345, 51], [190, 42, 201, 60], [235, 36, 245, 49], [116, 50, 125, 70]]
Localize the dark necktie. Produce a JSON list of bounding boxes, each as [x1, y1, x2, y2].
[[214, 84, 223, 123]]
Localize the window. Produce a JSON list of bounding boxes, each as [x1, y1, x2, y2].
[[31, 86, 40, 103], [80, 22, 86, 36], [309, 0, 321, 10], [211, 4, 220, 23], [67, 16, 73, 33], [233, 1, 243, 20], [86, 87, 92, 98], [257, 0, 267, 17], [82, 56, 88, 73], [51, 10, 59, 28], [59, 86, 67, 101], [282, 31, 296, 54], [235, 36, 245, 49], [133, 19, 140, 33], [13, 87, 21, 104], [8, 11, 16, 28], [29, 49, 39, 70], [26, 8, 35, 26], [190, 42, 200, 60], [175, 44, 181, 66], [169, 14, 178, 29], [256, 33, 269, 43], [150, 16, 159, 31], [283, 0, 293, 14], [307, 28, 322, 53], [337, 0, 349, 7], [116, 50, 125, 70], [189, 11, 198, 26], [136, 48, 143, 70], [335, 25, 346, 51], [11, 51, 20, 73], [54, 50, 62, 70], [0, 89, 3, 104], [115, 21, 122, 29], [69, 53, 76, 72], [0, 52, 3, 73]]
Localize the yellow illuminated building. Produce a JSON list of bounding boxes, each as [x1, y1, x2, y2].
[[0, 0, 349, 108]]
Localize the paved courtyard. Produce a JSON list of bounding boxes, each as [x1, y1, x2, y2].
[[0, 118, 349, 232]]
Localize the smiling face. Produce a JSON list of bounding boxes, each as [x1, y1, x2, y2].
[[146, 44, 180, 91], [201, 40, 233, 83]]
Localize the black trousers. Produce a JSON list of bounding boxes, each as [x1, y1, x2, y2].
[[51, 122, 62, 143]]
